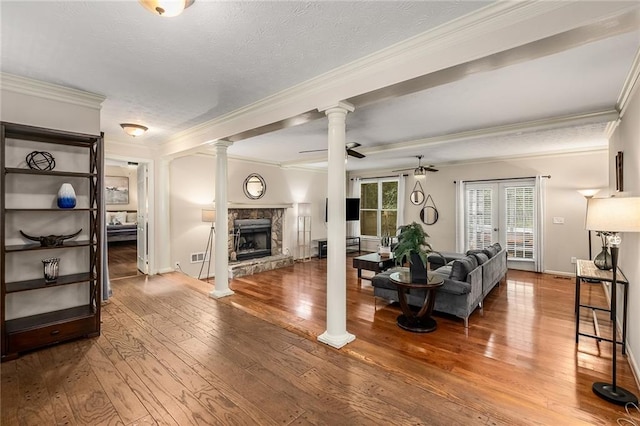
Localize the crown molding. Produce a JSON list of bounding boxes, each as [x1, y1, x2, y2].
[[1, 73, 106, 109], [617, 46, 640, 118]]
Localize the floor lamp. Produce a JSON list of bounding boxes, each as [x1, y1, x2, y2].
[[585, 196, 640, 405], [198, 209, 215, 281]]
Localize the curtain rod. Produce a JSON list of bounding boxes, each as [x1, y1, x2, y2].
[[350, 173, 409, 180], [453, 175, 550, 184]]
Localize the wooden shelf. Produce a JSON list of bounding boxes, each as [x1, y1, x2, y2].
[[3, 122, 99, 147], [1, 121, 102, 360], [6, 273, 95, 293], [5, 240, 94, 252], [4, 208, 96, 212], [4, 168, 96, 178], [5, 305, 95, 334]]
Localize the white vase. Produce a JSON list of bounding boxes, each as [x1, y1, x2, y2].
[[57, 183, 76, 209]]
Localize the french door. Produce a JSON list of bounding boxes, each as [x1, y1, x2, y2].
[[137, 163, 149, 274], [463, 179, 538, 271]]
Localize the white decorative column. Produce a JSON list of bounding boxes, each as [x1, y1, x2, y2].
[[317, 101, 356, 348], [210, 140, 234, 299]]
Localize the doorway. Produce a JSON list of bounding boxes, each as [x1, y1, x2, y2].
[[459, 178, 542, 272], [105, 160, 149, 279]]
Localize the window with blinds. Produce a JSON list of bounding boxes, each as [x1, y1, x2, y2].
[[465, 188, 493, 250], [360, 179, 398, 237], [505, 185, 534, 259]]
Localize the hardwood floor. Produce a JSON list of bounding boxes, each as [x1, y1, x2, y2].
[[2, 256, 638, 425], [108, 241, 141, 280]]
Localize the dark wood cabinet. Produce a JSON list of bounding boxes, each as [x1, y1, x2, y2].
[[1, 122, 103, 361]]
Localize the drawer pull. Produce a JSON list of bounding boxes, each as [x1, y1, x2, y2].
[[50, 330, 60, 335]]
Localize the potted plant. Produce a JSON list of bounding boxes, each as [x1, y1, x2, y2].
[[393, 221, 433, 283]]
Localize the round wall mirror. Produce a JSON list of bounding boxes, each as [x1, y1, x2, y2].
[[243, 173, 266, 199], [410, 190, 425, 205], [420, 206, 439, 225]]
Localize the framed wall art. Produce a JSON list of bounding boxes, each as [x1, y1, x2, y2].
[[105, 176, 129, 204], [615, 151, 623, 192]]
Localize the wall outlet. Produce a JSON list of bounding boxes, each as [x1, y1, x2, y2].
[[571, 257, 577, 264], [174, 261, 180, 269]]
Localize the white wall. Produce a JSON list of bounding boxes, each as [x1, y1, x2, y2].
[[351, 150, 608, 274], [169, 155, 328, 278], [610, 83, 640, 385]]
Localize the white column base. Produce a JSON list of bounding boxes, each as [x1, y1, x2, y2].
[[317, 331, 355, 349], [209, 289, 235, 299]]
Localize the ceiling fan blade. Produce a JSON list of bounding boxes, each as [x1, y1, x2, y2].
[[391, 167, 414, 172], [425, 166, 438, 172], [346, 142, 361, 150], [347, 149, 365, 159], [299, 148, 328, 154]]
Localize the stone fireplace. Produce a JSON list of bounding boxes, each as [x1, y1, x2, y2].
[[227, 207, 293, 278]]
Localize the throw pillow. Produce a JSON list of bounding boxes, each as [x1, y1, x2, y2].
[[114, 211, 127, 224], [450, 256, 476, 281], [126, 211, 137, 223], [469, 252, 489, 265]]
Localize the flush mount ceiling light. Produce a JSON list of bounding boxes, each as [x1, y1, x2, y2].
[[139, 0, 195, 17], [120, 123, 148, 137]]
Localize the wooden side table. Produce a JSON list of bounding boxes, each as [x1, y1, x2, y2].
[[575, 259, 629, 354], [390, 269, 444, 333]]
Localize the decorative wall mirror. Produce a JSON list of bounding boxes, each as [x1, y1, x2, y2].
[[243, 173, 266, 199], [420, 194, 439, 225], [410, 181, 425, 205]]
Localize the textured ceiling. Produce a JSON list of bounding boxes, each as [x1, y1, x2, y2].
[[0, 0, 489, 144], [1, 1, 639, 172]]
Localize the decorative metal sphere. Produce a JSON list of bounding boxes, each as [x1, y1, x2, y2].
[[26, 151, 56, 171]]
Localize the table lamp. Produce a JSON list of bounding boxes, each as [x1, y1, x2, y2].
[[585, 196, 640, 405]]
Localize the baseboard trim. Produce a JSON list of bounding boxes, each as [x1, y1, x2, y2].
[[543, 269, 574, 278]]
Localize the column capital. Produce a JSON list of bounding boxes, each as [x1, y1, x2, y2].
[[212, 140, 233, 149], [318, 101, 355, 115]]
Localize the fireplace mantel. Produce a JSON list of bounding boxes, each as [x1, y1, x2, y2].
[[228, 203, 293, 209]]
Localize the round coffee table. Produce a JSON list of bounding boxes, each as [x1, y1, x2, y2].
[[390, 269, 444, 333]]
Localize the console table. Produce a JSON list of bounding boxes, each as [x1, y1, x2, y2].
[[317, 236, 360, 259], [575, 259, 629, 354]]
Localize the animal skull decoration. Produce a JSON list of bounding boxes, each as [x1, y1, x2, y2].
[[20, 229, 82, 247]]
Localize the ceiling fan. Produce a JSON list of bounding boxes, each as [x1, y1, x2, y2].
[[393, 155, 438, 177], [299, 142, 365, 159]]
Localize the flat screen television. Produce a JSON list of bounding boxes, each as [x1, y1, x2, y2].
[[325, 198, 360, 222]]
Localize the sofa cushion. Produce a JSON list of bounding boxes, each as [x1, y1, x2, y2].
[[483, 245, 498, 258], [440, 279, 471, 295], [450, 256, 477, 281], [468, 252, 489, 265]]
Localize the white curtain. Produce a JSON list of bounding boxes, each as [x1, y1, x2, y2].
[[534, 175, 546, 273], [397, 174, 406, 230], [350, 177, 361, 237], [455, 180, 465, 252]]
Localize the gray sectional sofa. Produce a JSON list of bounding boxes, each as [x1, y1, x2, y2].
[[371, 243, 507, 327]]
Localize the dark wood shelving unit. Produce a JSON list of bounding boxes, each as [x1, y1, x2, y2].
[[1, 121, 103, 361], [6, 272, 95, 293]]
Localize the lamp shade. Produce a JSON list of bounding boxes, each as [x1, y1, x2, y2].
[[298, 203, 311, 216], [139, 0, 195, 17], [201, 209, 215, 223], [586, 197, 640, 232], [120, 123, 148, 137], [577, 189, 600, 198]]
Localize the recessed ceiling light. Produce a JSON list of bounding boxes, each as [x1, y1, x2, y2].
[[120, 123, 148, 137], [139, 0, 195, 17]]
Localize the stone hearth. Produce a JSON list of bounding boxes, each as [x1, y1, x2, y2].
[[228, 254, 294, 279]]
